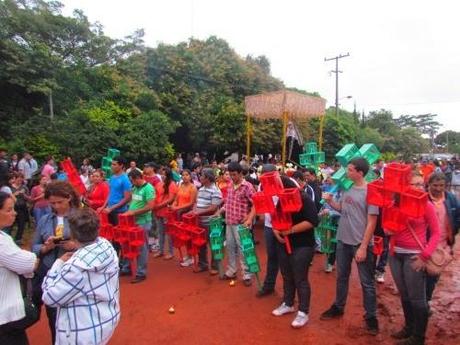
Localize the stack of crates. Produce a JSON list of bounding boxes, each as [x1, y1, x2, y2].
[[101, 148, 120, 179], [332, 143, 381, 191], [367, 162, 428, 234], [209, 217, 225, 260], [315, 215, 338, 254], [60, 158, 86, 195], [237, 225, 260, 273], [299, 142, 326, 169]]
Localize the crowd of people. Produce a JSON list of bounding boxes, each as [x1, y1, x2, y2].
[[0, 148, 459, 345]]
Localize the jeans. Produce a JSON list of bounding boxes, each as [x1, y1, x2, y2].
[[158, 217, 173, 256], [375, 235, 390, 273], [262, 226, 279, 291], [334, 241, 377, 320], [225, 224, 252, 280], [389, 253, 428, 338], [121, 223, 151, 277], [33, 206, 51, 226], [277, 244, 314, 313]]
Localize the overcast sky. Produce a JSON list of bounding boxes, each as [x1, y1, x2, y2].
[[61, 0, 460, 133]]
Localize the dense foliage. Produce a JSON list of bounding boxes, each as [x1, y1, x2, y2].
[[0, 0, 452, 166]]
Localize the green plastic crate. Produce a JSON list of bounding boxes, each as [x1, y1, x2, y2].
[[212, 250, 224, 260], [304, 142, 318, 154], [210, 217, 224, 232], [107, 148, 120, 159], [241, 238, 254, 251], [299, 153, 313, 167], [335, 143, 360, 166], [313, 151, 326, 164], [359, 144, 381, 165], [248, 263, 260, 273], [332, 167, 354, 190], [101, 157, 112, 168]]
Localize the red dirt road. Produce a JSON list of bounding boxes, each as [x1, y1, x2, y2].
[[28, 229, 460, 345]]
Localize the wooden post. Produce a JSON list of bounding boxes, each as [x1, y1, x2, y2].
[[281, 111, 288, 167], [319, 114, 325, 151], [246, 113, 251, 159]]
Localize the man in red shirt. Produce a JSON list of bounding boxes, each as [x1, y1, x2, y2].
[[218, 162, 255, 286]]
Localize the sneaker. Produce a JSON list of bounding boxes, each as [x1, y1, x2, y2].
[[365, 317, 379, 336], [320, 305, 344, 320], [243, 279, 252, 287], [209, 269, 219, 276], [291, 311, 309, 328], [391, 327, 412, 339], [325, 264, 334, 273], [272, 302, 295, 316], [180, 257, 193, 267], [375, 271, 385, 283]]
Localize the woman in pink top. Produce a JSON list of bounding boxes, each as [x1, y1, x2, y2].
[[388, 173, 440, 345], [41, 156, 56, 179], [30, 175, 51, 225]]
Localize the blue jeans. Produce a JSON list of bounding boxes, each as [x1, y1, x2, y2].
[[262, 226, 279, 291], [33, 206, 51, 225], [389, 253, 428, 338], [334, 241, 377, 320], [158, 217, 173, 256]]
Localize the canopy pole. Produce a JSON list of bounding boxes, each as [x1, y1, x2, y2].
[[281, 111, 288, 167], [319, 114, 325, 151], [246, 113, 251, 159]]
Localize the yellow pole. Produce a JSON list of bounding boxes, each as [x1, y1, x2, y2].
[[319, 114, 325, 151], [246, 113, 251, 159], [281, 111, 288, 167]]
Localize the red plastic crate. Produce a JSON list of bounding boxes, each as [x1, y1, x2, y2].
[[99, 213, 110, 226], [259, 171, 284, 196], [252, 192, 275, 214], [382, 206, 407, 233], [113, 226, 129, 243], [118, 214, 135, 227], [373, 236, 383, 255], [190, 227, 207, 247], [181, 213, 198, 225], [60, 159, 73, 172], [99, 224, 114, 241], [127, 226, 145, 246], [271, 208, 292, 231], [367, 180, 394, 207], [121, 241, 141, 259], [400, 188, 428, 218], [164, 209, 177, 223], [279, 188, 302, 213], [383, 163, 411, 193]]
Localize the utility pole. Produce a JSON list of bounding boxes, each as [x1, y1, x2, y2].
[[324, 53, 350, 116], [49, 90, 54, 120]]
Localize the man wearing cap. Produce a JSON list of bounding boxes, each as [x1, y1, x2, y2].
[[186, 168, 223, 273]]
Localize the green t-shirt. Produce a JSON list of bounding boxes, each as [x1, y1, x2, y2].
[[129, 182, 155, 225]]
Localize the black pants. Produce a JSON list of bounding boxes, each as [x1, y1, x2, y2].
[[277, 244, 314, 313], [0, 325, 29, 345], [13, 206, 29, 241]]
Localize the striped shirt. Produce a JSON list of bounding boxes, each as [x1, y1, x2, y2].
[[196, 184, 223, 226], [42, 237, 120, 345], [224, 179, 255, 225], [0, 231, 36, 325]]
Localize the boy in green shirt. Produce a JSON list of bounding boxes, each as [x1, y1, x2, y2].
[[120, 169, 156, 283]]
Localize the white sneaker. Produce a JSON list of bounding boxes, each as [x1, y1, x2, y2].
[[180, 257, 193, 267], [325, 264, 333, 273], [272, 302, 295, 316], [291, 311, 309, 328], [375, 272, 385, 283]]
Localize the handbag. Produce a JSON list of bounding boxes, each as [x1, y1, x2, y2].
[[407, 223, 453, 276], [7, 278, 40, 330]]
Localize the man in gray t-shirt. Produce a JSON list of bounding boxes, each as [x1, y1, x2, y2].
[[337, 186, 379, 245], [320, 158, 380, 336]]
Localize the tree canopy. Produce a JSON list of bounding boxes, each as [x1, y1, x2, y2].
[[0, 0, 448, 165]]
